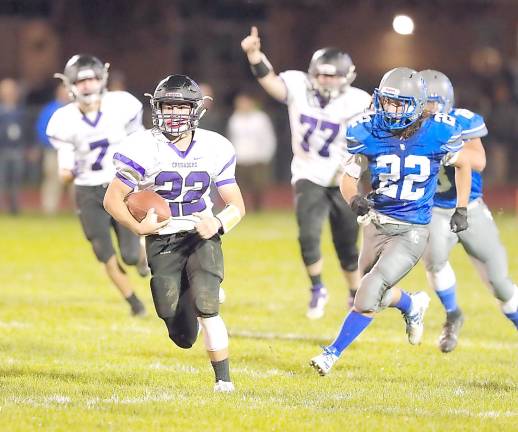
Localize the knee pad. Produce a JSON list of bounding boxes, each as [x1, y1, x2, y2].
[[426, 262, 456, 292], [151, 276, 179, 319], [193, 286, 219, 318], [354, 272, 386, 313], [164, 317, 197, 349], [298, 232, 321, 266], [120, 248, 139, 266], [91, 237, 114, 263], [338, 249, 359, 272], [332, 233, 359, 271], [198, 316, 229, 352]]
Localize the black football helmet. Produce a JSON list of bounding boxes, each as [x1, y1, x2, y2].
[[146, 74, 207, 135], [308, 47, 356, 100], [54, 54, 109, 105]]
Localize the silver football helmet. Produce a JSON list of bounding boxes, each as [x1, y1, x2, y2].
[[54, 54, 109, 105], [308, 47, 356, 101], [373, 67, 427, 130], [420, 69, 454, 113]]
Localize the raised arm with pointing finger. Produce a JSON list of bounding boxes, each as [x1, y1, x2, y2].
[[241, 25, 372, 320]]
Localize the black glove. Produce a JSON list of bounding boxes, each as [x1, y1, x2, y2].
[[350, 194, 372, 217], [450, 207, 468, 233]]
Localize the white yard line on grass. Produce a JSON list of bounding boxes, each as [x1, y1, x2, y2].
[[228, 329, 518, 351]]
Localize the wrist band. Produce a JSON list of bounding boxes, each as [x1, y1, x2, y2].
[[250, 54, 273, 79]]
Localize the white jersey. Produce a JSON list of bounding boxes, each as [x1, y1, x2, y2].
[[113, 128, 236, 235], [279, 70, 371, 187], [46, 91, 143, 186]]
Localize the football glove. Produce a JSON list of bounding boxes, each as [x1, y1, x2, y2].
[[350, 194, 372, 217], [450, 207, 468, 233]]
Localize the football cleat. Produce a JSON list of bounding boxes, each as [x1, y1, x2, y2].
[[403, 291, 430, 345], [438, 311, 464, 353], [306, 286, 329, 320], [214, 380, 235, 393], [310, 347, 339, 376]]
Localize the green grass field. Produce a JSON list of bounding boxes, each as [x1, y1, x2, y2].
[[1, 212, 517, 431]]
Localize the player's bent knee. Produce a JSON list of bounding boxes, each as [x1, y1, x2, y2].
[[298, 234, 320, 265], [198, 316, 229, 351], [354, 273, 386, 313], [120, 248, 139, 266], [163, 317, 197, 349], [91, 237, 114, 263], [193, 291, 219, 318], [169, 331, 196, 349], [339, 252, 359, 272], [150, 276, 179, 319]]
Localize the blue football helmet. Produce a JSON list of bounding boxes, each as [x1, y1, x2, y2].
[[373, 67, 427, 131], [420, 69, 454, 113]]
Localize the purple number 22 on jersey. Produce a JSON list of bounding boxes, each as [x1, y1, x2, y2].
[[155, 171, 210, 217]]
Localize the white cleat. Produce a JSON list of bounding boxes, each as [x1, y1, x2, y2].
[[309, 348, 338, 376], [306, 287, 329, 320], [214, 380, 235, 393], [404, 291, 431, 345], [219, 287, 226, 304]]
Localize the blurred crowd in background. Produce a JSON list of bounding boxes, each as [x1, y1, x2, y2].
[[1, 0, 518, 214]]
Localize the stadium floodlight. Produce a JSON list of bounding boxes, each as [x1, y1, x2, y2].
[[393, 14, 414, 35]]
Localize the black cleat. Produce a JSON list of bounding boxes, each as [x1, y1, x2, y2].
[[438, 311, 464, 353]]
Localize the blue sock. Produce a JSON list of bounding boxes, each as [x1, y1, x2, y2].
[[392, 291, 412, 314], [504, 311, 518, 330], [435, 286, 458, 313], [328, 311, 373, 356]]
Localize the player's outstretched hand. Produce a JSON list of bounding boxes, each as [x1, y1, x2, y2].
[[450, 207, 468, 233], [193, 212, 221, 239], [241, 26, 261, 56], [138, 208, 170, 235]]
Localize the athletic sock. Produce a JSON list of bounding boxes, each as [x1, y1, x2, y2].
[[125, 293, 142, 310], [328, 311, 373, 356], [211, 358, 231, 382], [310, 274, 322, 287], [393, 290, 412, 314], [435, 285, 458, 313]]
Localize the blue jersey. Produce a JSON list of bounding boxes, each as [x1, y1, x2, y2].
[[346, 113, 463, 224], [434, 108, 487, 209]]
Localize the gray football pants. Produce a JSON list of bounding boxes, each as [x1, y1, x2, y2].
[[423, 199, 515, 303], [355, 221, 429, 313]]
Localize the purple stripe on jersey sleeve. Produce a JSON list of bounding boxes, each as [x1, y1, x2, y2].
[[215, 178, 236, 187], [116, 172, 136, 189], [113, 152, 146, 176], [217, 154, 236, 176]]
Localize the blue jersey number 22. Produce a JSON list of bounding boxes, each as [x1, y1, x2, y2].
[[376, 154, 430, 200]]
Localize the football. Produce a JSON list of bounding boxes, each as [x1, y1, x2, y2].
[[125, 190, 171, 222]]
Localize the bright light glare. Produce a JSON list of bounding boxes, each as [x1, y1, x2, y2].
[[393, 15, 414, 35]]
